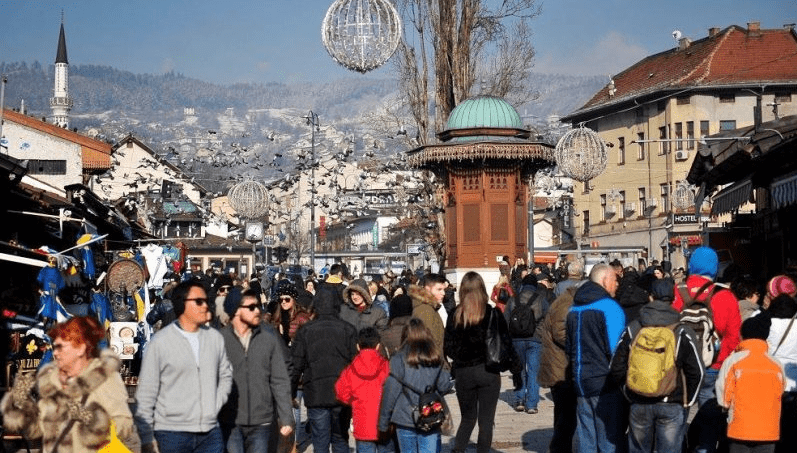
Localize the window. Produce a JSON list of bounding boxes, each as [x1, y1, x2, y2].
[[618, 137, 626, 165], [583, 210, 590, 236], [720, 120, 737, 131], [677, 96, 691, 105], [675, 123, 683, 151], [660, 183, 670, 213], [775, 93, 792, 103], [619, 190, 626, 218], [27, 159, 67, 175], [719, 93, 735, 103], [700, 120, 710, 141], [658, 126, 668, 155], [637, 132, 646, 160], [687, 121, 695, 150], [639, 187, 647, 212], [600, 194, 608, 221]]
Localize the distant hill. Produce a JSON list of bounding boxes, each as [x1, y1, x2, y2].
[[0, 61, 604, 124]]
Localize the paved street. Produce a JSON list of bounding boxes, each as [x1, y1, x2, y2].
[[294, 372, 556, 453]]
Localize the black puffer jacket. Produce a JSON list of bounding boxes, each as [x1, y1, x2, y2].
[[616, 272, 649, 325], [291, 286, 357, 407]]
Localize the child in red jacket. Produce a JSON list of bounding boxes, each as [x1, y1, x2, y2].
[[335, 326, 390, 453]]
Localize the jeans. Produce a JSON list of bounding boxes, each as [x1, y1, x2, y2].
[[575, 390, 624, 453], [395, 426, 441, 453], [694, 368, 726, 453], [356, 439, 395, 453], [452, 364, 501, 453], [512, 339, 541, 410], [226, 425, 270, 453], [627, 402, 686, 453], [306, 406, 350, 453], [549, 381, 577, 453], [293, 390, 305, 443], [154, 426, 224, 453]]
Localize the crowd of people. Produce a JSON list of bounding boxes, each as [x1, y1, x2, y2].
[[3, 250, 797, 453]]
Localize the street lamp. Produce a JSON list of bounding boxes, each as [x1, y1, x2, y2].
[[303, 111, 320, 270]]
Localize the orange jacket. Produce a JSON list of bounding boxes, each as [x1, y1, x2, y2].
[[716, 339, 785, 442]]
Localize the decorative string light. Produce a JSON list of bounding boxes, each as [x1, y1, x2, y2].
[[228, 180, 269, 219], [321, 0, 402, 73], [554, 125, 608, 183]]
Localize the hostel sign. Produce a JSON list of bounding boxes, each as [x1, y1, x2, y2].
[[673, 214, 711, 224]]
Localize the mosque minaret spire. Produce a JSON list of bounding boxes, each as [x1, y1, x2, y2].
[[50, 11, 73, 128]]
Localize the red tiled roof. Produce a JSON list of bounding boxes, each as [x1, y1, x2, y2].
[[2, 108, 112, 170], [568, 25, 797, 118]]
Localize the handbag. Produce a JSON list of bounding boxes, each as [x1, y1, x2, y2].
[[485, 307, 512, 371]]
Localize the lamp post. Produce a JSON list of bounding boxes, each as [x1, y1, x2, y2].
[[303, 111, 320, 270], [0, 75, 7, 153]]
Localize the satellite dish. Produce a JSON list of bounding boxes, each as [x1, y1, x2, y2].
[[672, 30, 682, 41]]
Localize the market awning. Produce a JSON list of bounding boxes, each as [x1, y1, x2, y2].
[[772, 171, 797, 209], [711, 178, 752, 215]]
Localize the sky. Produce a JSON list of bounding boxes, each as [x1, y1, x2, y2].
[[0, 0, 794, 85]]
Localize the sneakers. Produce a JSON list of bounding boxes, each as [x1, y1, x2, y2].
[[514, 403, 526, 412], [526, 408, 538, 414]]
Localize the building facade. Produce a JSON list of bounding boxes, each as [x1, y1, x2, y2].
[[561, 22, 797, 269]]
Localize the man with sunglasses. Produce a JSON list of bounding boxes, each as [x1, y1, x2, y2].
[[137, 280, 233, 453], [218, 289, 294, 452]]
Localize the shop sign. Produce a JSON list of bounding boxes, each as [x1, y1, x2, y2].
[[673, 214, 711, 224]]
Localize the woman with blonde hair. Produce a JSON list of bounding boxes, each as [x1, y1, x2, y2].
[[445, 271, 515, 453], [2, 316, 140, 452], [378, 318, 453, 453], [490, 273, 514, 313]]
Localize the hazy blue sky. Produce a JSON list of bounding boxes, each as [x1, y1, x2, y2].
[[0, 0, 793, 84]]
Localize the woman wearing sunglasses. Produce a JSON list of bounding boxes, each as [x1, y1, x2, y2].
[[267, 284, 314, 348]]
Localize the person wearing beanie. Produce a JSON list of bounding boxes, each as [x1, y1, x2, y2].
[[264, 282, 313, 348], [340, 280, 388, 333], [218, 289, 294, 452], [291, 285, 357, 453], [716, 314, 785, 453], [381, 295, 414, 356], [672, 246, 741, 453], [764, 275, 797, 309]]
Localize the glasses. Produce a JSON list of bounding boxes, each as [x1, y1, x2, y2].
[[280, 296, 293, 303], [185, 298, 208, 306], [218, 286, 230, 293], [239, 304, 260, 312]]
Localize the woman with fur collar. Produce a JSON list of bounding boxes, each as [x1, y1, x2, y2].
[[2, 317, 140, 452]]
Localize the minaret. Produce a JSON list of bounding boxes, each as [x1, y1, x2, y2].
[[50, 13, 73, 128]]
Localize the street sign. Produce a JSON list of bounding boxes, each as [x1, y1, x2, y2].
[[407, 244, 423, 255]]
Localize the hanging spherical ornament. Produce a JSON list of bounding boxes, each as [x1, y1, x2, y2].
[[673, 181, 696, 211], [321, 0, 402, 73], [554, 125, 608, 182], [228, 180, 269, 220]]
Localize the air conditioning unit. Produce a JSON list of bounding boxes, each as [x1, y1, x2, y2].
[[605, 205, 617, 216], [647, 197, 658, 208], [675, 150, 690, 161]]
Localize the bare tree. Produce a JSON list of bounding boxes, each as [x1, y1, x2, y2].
[[394, 0, 542, 140]]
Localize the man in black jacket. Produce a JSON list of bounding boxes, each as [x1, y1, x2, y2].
[[291, 285, 357, 453], [609, 279, 704, 453], [219, 289, 294, 452]]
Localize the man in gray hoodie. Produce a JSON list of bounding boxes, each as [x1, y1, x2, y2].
[[137, 280, 233, 453]]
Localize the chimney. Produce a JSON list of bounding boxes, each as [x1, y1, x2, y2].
[[678, 37, 692, 50], [708, 27, 720, 37], [785, 23, 796, 32], [748, 21, 761, 36]]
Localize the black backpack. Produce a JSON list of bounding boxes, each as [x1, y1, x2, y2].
[[678, 281, 720, 368], [390, 366, 447, 432], [508, 289, 538, 338]]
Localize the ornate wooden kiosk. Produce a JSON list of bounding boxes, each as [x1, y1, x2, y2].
[[408, 96, 554, 284]]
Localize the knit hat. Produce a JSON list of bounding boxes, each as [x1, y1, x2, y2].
[[650, 279, 675, 302], [313, 285, 341, 315], [767, 275, 797, 298], [688, 246, 718, 279], [740, 314, 771, 340], [223, 287, 243, 317], [276, 282, 298, 299], [389, 294, 413, 319]]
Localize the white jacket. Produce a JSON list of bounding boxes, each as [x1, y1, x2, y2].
[[767, 316, 797, 392]]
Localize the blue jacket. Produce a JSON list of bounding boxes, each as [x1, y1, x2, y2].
[[566, 281, 625, 397]]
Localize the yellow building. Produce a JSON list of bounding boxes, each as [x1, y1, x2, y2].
[[561, 22, 797, 269]]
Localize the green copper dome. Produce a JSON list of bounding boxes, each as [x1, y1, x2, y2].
[[446, 96, 523, 130]]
